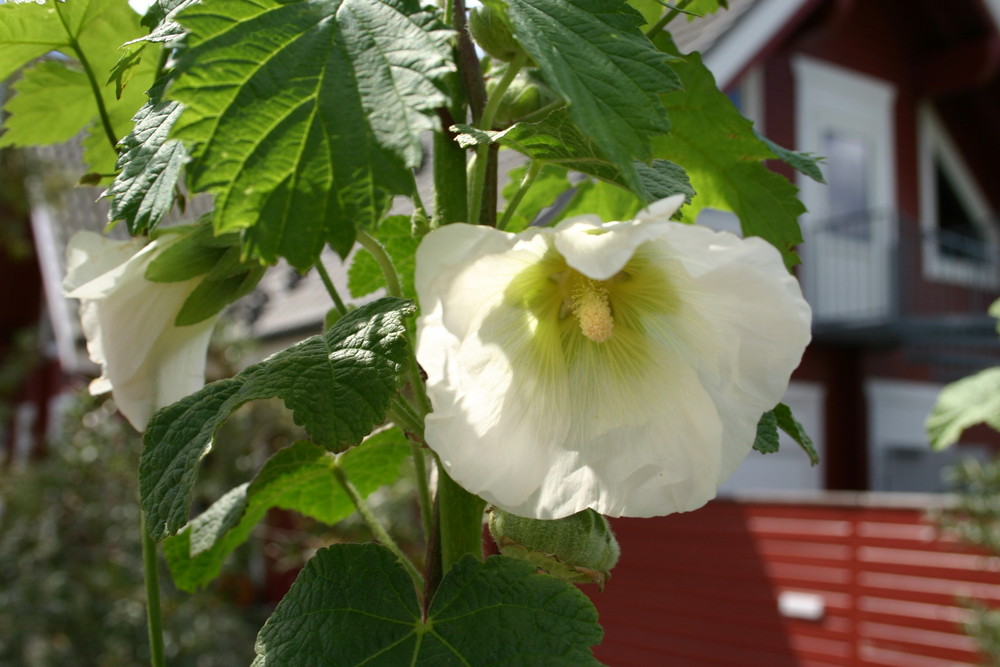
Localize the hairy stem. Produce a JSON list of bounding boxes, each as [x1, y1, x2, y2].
[[332, 462, 425, 593], [469, 54, 529, 226], [315, 261, 348, 316], [437, 464, 487, 572], [355, 229, 402, 298], [140, 513, 165, 667], [645, 0, 695, 38], [498, 160, 542, 230], [54, 3, 119, 153]]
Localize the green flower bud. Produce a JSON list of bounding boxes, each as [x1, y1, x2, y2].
[[489, 508, 620, 588], [469, 5, 524, 63], [491, 76, 546, 127]]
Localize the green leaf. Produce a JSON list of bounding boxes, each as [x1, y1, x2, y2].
[[773, 403, 819, 465], [0, 0, 159, 174], [500, 162, 572, 232], [348, 215, 419, 300], [752, 410, 779, 455], [651, 39, 805, 267], [756, 131, 826, 184], [253, 544, 604, 666], [498, 0, 678, 194], [140, 297, 416, 541], [174, 262, 266, 326], [554, 178, 644, 223], [167, 0, 453, 270], [456, 108, 694, 204], [164, 432, 411, 591], [107, 79, 188, 235], [927, 367, 1000, 451]]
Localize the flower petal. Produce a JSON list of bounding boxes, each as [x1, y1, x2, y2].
[[416, 212, 811, 520]]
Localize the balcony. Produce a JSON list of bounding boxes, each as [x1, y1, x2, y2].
[[800, 210, 1000, 371]]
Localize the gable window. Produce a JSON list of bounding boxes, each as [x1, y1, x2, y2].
[[919, 107, 999, 286]]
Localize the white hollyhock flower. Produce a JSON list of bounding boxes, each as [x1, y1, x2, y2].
[[63, 231, 218, 431], [416, 195, 812, 519]]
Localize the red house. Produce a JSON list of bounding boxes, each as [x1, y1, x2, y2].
[[593, 1, 1000, 664], [10, 0, 1000, 663]]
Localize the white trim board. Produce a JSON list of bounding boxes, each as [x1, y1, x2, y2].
[[703, 0, 812, 90]]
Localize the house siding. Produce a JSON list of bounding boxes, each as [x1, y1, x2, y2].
[[590, 499, 994, 666]]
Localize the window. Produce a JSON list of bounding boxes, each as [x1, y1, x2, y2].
[[919, 107, 998, 286]]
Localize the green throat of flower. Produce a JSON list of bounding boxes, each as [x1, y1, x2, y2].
[[507, 242, 681, 356]]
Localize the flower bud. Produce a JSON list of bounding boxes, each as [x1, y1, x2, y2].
[[469, 5, 524, 63], [489, 508, 620, 588], [491, 76, 549, 127]]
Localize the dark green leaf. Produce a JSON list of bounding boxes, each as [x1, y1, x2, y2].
[[651, 39, 805, 267], [756, 131, 825, 184], [107, 79, 188, 235], [141, 297, 416, 540], [752, 410, 779, 455], [348, 215, 419, 300], [498, 0, 678, 194], [927, 367, 1000, 451], [174, 264, 266, 326], [164, 432, 410, 591], [145, 222, 227, 283], [253, 544, 604, 666], [167, 0, 453, 269], [773, 403, 819, 465]]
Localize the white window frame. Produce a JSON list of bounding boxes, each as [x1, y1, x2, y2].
[[918, 106, 1000, 288]]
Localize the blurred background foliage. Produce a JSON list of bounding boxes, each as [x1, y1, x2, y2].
[[0, 319, 425, 666]]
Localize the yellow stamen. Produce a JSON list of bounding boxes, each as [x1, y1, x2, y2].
[[573, 280, 614, 343]]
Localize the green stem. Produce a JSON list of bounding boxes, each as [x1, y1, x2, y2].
[[437, 464, 487, 572], [54, 3, 118, 152], [645, 0, 694, 38], [355, 229, 402, 298], [498, 160, 542, 231], [411, 443, 434, 541], [332, 462, 425, 592], [140, 513, 166, 667], [315, 261, 348, 315], [469, 54, 529, 226], [389, 398, 424, 439]]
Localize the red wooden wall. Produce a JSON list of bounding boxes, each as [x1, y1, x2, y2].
[[590, 498, 997, 666]]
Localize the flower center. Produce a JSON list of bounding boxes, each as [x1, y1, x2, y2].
[[572, 279, 613, 343]]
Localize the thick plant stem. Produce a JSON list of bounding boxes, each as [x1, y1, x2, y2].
[[468, 54, 529, 226], [437, 465, 487, 573], [411, 443, 434, 541], [498, 160, 542, 230], [140, 513, 166, 667], [332, 463, 425, 593]]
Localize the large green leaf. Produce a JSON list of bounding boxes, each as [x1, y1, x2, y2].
[[927, 367, 1000, 451], [0, 0, 158, 175], [497, 0, 678, 194], [140, 297, 415, 541], [167, 0, 453, 270], [455, 108, 694, 204], [651, 40, 808, 267], [107, 79, 187, 235], [164, 432, 411, 591], [253, 544, 604, 666], [500, 163, 572, 232]]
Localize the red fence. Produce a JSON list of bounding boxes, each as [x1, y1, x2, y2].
[[590, 496, 999, 666]]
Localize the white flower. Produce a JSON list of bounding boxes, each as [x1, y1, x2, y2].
[[62, 231, 218, 431], [415, 195, 812, 519]]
